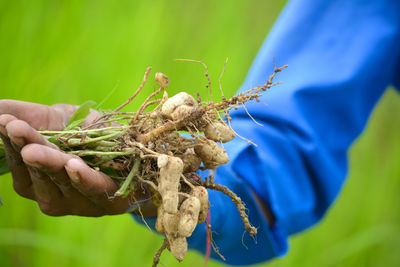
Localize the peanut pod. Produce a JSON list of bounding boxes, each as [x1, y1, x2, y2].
[[191, 186, 210, 224], [204, 121, 235, 143], [178, 196, 201, 237], [161, 92, 197, 118], [157, 155, 184, 214], [194, 139, 229, 169]]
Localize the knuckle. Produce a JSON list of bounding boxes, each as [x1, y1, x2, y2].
[[6, 120, 28, 134], [0, 114, 15, 123], [0, 100, 12, 114]]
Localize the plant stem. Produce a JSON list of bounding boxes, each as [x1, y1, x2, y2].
[[39, 126, 130, 135], [195, 178, 258, 236], [69, 150, 134, 157], [114, 157, 141, 197], [114, 67, 152, 113], [91, 140, 116, 147], [65, 131, 125, 146], [152, 238, 168, 267]]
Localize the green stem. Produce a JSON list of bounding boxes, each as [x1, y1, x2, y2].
[[65, 131, 125, 146], [92, 141, 116, 147], [92, 146, 114, 152], [68, 150, 134, 157], [114, 157, 141, 197], [39, 126, 130, 135]]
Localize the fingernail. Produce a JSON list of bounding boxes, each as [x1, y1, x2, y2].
[[24, 161, 44, 169], [65, 166, 80, 184], [9, 135, 25, 147]]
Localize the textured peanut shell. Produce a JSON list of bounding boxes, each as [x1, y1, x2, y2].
[[155, 72, 170, 88], [179, 148, 201, 173], [155, 205, 165, 234], [178, 197, 201, 237], [161, 92, 196, 117], [167, 234, 188, 262], [204, 122, 235, 143], [191, 186, 210, 224], [194, 140, 229, 169], [170, 104, 195, 121], [158, 156, 183, 214]]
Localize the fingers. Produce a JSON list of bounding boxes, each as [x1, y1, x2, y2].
[[20, 144, 108, 216], [65, 159, 129, 214], [1, 114, 61, 199], [5, 119, 59, 150], [21, 144, 69, 207], [25, 163, 104, 217], [0, 100, 55, 130], [0, 115, 34, 199], [65, 159, 118, 195], [0, 99, 76, 130], [0, 101, 129, 216], [22, 144, 128, 215], [24, 165, 65, 215], [21, 143, 76, 194]]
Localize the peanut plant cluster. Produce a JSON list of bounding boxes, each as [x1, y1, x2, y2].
[[0, 61, 287, 266]]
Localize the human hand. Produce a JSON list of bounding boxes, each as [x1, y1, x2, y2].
[[0, 99, 145, 217]]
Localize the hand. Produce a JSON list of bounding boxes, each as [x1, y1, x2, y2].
[[0, 99, 139, 217]]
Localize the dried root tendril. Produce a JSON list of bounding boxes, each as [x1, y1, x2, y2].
[[152, 238, 169, 267], [194, 178, 257, 236]]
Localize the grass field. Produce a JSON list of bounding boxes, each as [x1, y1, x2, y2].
[[0, 1, 399, 266]]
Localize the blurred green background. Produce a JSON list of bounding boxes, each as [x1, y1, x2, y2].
[[0, 0, 399, 266]]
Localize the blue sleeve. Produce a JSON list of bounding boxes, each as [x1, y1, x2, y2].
[[132, 0, 400, 265]]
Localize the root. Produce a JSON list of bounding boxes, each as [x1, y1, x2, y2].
[[131, 195, 153, 234], [175, 59, 213, 103], [137, 106, 206, 144], [115, 67, 152, 113], [195, 178, 257, 236], [135, 87, 165, 120], [181, 174, 195, 189], [152, 238, 169, 267], [218, 58, 228, 100], [114, 157, 141, 197]]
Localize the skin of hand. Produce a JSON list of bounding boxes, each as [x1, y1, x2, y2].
[[0, 99, 156, 217]]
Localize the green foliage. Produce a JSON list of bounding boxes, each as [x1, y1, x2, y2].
[[0, 146, 9, 175], [0, 157, 9, 176], [0, 1, 399, 267], [65, 100, 96, 130]]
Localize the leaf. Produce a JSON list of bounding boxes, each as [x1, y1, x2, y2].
[[65, 100, 96, 130], [100, 167, 123, 179], [0, 145, 5, 158], [0, 140, 10, 175], [64, 118, 86, 131], [0, 145, 9, 175], [0, 156, 10, 175]]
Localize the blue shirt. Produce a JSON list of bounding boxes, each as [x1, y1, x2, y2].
[[133, 0, 400, 264]]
